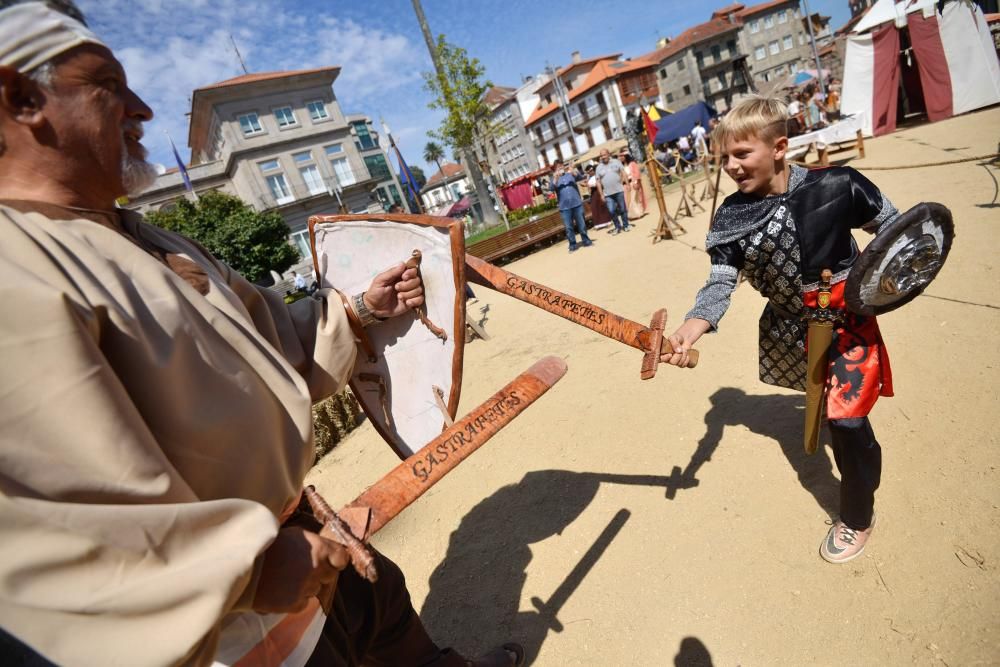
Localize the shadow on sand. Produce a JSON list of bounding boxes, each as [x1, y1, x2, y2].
[[420, 388, 837, 662], [419, 469, 676, 663], [695, 387, 840, 519]]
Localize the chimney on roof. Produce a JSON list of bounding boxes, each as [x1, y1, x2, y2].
[[571, 51, 581, 63], [656, 37, 670, 49]]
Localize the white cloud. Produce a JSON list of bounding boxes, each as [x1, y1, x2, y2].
[[75, 1, 434, 167]]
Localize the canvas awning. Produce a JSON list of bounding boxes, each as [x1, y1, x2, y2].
[[573, 138, 628, 167], [652, 101, 718, 145]]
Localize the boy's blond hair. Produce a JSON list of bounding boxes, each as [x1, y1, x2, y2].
[[714, 95, 789, 147]]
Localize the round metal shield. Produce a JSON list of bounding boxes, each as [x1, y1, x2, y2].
[[845, 202, 954, 316]]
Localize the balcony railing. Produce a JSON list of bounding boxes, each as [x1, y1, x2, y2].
[[257, 171, 373, 210]]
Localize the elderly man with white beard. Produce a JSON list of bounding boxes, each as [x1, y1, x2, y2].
[[0, 2, 524, 665]]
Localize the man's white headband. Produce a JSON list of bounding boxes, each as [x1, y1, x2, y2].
[[0, 2, 106, 73]]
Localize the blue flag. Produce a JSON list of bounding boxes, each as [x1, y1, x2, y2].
[[168, 135, 194, 194], [393, 145, 421, 213]]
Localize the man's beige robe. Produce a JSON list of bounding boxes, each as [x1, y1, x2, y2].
[[0, 203, 357, 665]]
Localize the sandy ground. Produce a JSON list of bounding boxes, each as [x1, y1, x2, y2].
[[308, 107, 1000, 666]]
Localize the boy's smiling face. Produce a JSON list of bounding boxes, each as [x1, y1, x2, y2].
[[721, 133, 788, 197]]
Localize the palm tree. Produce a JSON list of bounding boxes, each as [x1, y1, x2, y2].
[[423, 141, 446, 181]]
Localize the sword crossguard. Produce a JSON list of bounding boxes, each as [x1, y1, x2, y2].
[[638, 309, 701, 377], [530, 596, 564, 632], [640, 309, 667, 380], [305, 486, 379, 583]]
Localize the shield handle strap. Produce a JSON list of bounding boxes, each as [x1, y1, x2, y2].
[[406, 249, 448, 341]]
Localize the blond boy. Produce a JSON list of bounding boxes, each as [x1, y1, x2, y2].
[[663, 96, 899, 563]]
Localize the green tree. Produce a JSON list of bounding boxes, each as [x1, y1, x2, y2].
[[416, 25, 503, 227], [409, 165, 427, 190], [421, 37, 495, 154], [422, 141, 445, 179], [147, 191, 298, 283]]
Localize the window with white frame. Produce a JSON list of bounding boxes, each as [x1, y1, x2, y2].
[[274, 106, 296, 128], [778, 9, 788, 23], [306, 100, 329, 121], [238, 112, 262, 136], [764, 15, 774, 28], [325, 145, 356, 186], [755, 46, 766, 60], [259, 159, 293, 205], [750, 20, 760, 33], [290, 229, 311, 259], [299, 164, 325, 196], [783, 35, 793, 50], [769, 40, 780, 55], [292, 151, 326, 195]]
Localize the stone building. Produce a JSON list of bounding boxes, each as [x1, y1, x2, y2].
[[645, 0, 818, 113], [646, 11, 746, 112], [128, 67, 407, 265], [739, 0, 815, 86]]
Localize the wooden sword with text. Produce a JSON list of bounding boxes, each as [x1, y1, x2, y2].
[[307, 356, 568, 582], [464, 253, 698, 379]]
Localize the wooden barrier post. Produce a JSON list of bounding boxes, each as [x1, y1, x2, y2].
[[672, 154, 704, 221], [709, 144, 725, 224], [856, 129, 865, 159], [646, 157, 676, 242]]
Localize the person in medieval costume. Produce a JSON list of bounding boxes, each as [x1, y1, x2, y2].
[[623, 153, 647, 219], [0, 2, 524, 665], [624, 108, 647, 164], [663, 96, 900, 564]]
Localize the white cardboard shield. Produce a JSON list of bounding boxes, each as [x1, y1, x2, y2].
[[309, 213, 466, 459]]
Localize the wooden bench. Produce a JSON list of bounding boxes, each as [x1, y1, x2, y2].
[[467, 209, 567, 263]]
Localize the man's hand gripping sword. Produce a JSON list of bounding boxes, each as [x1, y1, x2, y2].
[[305, 356, 567, 582]]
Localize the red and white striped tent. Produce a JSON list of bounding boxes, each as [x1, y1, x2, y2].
[[841, 0, 1000, 137]]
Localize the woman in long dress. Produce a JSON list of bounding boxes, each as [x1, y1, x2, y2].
[[624, 154, 646, 219], [585, 164, 611, 227]]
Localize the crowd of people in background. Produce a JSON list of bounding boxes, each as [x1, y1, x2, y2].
[[529, 113, 733, 254], [786, 78, 842, 136]]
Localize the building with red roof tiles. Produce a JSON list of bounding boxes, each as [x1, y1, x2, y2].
[[419, 162, 472, 214], [128, 67, 409, 274], [642, 13, 747, 113], [521, 51, 657, 168], [639, 0, 819, 115]]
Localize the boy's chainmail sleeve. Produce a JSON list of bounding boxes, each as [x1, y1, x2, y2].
[[684, 243, 742, 331]]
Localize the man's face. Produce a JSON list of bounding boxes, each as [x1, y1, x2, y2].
[[600, 150, 610, 164], [41, 44, 154, 201], [721, 133, 786, 196]]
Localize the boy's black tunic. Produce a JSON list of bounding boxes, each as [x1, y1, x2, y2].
[[687, 165, 897, 418]]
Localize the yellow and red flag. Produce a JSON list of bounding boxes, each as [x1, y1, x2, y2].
[[642, 108, 659, 144]]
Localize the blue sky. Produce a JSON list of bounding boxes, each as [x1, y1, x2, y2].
[[78, 0, 852, 176]]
